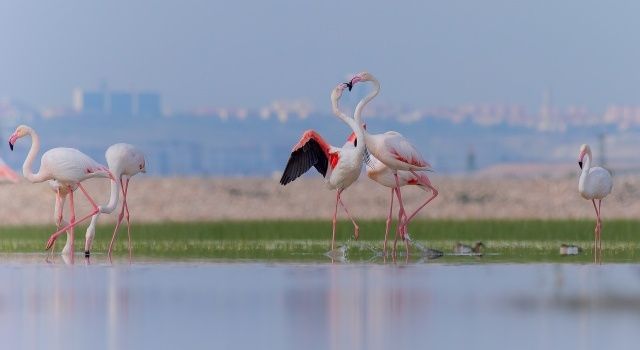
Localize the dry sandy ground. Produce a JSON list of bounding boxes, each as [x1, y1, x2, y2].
[[0, 174, 639, 226]]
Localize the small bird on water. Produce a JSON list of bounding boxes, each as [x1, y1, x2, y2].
[[453, 241, 485, 255], [559, 244, 582, 256]]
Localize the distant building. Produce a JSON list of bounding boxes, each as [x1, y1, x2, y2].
[[110, 91, 134, 116], [73, 89, 106, 114], [72, 87, 162, 117], [137, 92, 161, 117]]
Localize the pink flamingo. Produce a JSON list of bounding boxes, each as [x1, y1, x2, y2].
[[280, 83, 366, 250], [340, 87, 438, 256], [84, 143, 146, 259], [577, 143, 612, 260], [348, 71, 433, 255], [9, 125, 114, 258]]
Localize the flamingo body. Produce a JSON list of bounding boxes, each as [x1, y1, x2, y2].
[[106, 143, 146, 178], [39, 148, 110, 184], [84, 143, 146, 258], [280, 83, 365, 249], [579, 166, 612, 200], [365, 131, 430, 172]]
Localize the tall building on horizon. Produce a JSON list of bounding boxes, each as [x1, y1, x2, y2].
[[72, 87, 162, 117]]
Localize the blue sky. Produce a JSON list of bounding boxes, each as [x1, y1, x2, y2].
[[1, 0, 640, 111]]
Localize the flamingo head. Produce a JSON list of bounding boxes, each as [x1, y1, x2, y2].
[[331, 83, 349, 102], [347, 71, 375, 90], [139, 159, 147, 173], [8, 125, 30, 151], [578, 144, 590, 169]]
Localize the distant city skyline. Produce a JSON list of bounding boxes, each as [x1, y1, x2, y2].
[[1, 1, 640, 112]]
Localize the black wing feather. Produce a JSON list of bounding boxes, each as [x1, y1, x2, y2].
[[280, 139, 328, 185]]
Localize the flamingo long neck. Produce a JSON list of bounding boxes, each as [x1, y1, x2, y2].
[[354, 78, 380, 138], [101, 174, 120, 214], [579, 150, 592, 190], [332, 94, 364, 154], [22, 128, 47, 183]]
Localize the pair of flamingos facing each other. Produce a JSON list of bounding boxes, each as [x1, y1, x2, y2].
[[8, 125, 146, 261], [281, 71, 613, 258], [280, 72, 438, 257]]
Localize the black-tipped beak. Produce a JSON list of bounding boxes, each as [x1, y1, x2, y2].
[[578, 161, 583, 169], [345, 81, 353, 91], [9, 142, 13, 151]]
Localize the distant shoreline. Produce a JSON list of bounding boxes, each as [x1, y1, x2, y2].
[[0, 175, 636, 225]]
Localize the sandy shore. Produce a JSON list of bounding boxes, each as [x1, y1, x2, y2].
[[0, 174, 638, 225]]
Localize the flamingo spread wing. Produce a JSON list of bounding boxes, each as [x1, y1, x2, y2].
[[280, 130, 332, 185], [384, 132, 430, 169]]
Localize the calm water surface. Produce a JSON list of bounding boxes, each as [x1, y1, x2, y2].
[[1, 255, 640, 350]]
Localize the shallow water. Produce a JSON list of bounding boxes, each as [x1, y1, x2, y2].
[[2, 255, 640, 350]]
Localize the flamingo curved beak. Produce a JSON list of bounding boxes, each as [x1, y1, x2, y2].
[[578, 161, 583, 169], [8, 134, 17, 151]]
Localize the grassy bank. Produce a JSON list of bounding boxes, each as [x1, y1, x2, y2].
[[0, 219, 638, 262]]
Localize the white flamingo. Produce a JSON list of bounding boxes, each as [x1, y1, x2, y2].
[[83, 143, 146, 259], [280, 83, 366, 250], [577, 143, 612, 256], [340, 90, 438, 256], [8, 125, 114, 259], [348, 71, 433, 255]]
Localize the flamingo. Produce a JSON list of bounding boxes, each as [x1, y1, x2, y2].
[[280, 83, 366, 250], [348, 71, 433, 254], [340, 92, 438, 256], [8, 125, 114, 258], [83, 143, 146, 259], [577, 143, 612, 258]]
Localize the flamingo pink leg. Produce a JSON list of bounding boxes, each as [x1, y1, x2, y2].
[[591, 199, 601, 259], [107, 178, 126, 257], [49, 189, 63, 259], [598, 199, 603, 257], [392, 187, 408, 257], [108, 178, 133, 260], [68, 186, 75, 262], [123, 178, 132, 260], [383, 188, 394, 256], [107, 204, 126, 258], [403, 172, 439, 229], [393, 173, 408, 236], [331, 190, 341, 251], [45, 183, 100, 251], [338, 195, 359, 240]]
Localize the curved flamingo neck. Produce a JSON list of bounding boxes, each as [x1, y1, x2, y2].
[[332, 93, 364, 154], [354, 78, 380, 138], [579, 150, 592, 190], [101, 173, 120, 214], [22, 128, 47, 183]]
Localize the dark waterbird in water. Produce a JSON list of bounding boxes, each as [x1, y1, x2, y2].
[[453, 241, 485, 255]]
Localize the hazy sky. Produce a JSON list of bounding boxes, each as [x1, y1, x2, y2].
[[1, 0, 640, 111]]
